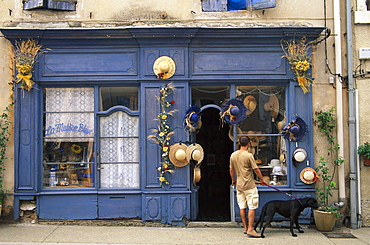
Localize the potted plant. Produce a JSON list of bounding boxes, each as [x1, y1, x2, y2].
[[357, 142, 370, 166], [314, 107, 343, 231]]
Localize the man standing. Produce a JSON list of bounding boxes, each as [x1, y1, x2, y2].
[[229, 136, 266, 238]]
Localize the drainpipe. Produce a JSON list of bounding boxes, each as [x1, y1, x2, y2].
[[333, 0, 346, 208], [345, 0, 359, 229]]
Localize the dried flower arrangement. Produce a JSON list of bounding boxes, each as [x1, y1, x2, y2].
[[281, 37, 313, 94], [147, 83, 177, 186], [14, 39, 45, 91]]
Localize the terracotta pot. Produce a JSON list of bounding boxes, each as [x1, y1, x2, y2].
[[314, 209, 336, 231], [364, 157, 370, 166]]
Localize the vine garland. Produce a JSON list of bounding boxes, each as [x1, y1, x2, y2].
[[148, 83, 177, 185]]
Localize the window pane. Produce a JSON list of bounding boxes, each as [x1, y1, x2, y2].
[[235, 85, 287, 185], [191, 86, 229, 107], [100, 87, 138, 111], [43, 87, 95, 189]]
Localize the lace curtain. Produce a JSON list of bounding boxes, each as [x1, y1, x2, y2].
[[100, 111, 140, 188]]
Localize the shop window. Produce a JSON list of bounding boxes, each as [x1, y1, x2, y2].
[[23, 0, 77, 11], [202, 0, 276, 12], [99, 87, 140, 189], [235, 85, 287, 185], [43, 87, 95, 188]]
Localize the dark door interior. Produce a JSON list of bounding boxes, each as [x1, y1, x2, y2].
[[195, 108, 233, 221]]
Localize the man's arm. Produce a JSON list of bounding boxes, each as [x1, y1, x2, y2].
[[230, 168, 236, 185]]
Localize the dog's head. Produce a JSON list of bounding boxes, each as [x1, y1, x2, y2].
[[301, 197, 320, 209]]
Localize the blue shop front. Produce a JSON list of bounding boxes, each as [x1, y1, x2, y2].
[[2, 27, 324, 225]]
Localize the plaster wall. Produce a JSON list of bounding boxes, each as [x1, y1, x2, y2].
[[0, 0, 347, 221]]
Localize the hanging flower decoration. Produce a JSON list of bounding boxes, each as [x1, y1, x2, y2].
[[281, 37, 313, 94], [14, 39, 46, 91], [147, 83, 177, 186]]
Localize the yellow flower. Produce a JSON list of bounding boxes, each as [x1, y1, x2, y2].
[[295, 60, 310, 72], [161, 114, 167, 120], [159, 176, 166, 182], [16, 64, 32, 74], [163, 146, 168, 152], [159, 132, 164, 137], [70, 144, 82, 154], [163, 164, 168, 169]]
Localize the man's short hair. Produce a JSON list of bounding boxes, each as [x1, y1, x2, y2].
[[239, 136, 250, 147]]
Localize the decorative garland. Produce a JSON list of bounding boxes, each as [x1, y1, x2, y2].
[[148, 83, 177, 186], [14, 39, 45, 91], [281, 37, 313, 94]]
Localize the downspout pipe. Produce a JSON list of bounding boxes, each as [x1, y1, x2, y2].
[[345, 0, 359, 229], [333, 0, 346, 208]]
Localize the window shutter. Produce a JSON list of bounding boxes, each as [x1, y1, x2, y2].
[[249, 0, 276, 10], [23, 0, 45, 10], [48, 0, 77, 11], [202, 0, 228, 12]]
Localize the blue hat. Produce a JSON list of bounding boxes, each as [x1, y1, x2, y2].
[[282, 116, 307, 142], [184, 105, 202, 132], [220, 98, 248, 125]]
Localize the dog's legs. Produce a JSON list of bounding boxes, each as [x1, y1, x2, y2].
[[289, 216, 297, 237], [260, 210, 275, 238], [295, 216, 304, 233]]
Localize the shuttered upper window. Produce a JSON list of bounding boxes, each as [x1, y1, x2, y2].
[[23, 0, 77, 11], [202, 0, 276, 12]]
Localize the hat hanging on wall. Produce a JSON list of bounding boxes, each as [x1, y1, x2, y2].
[[300, 167, 319, 184], [282, 116, 307, 142], [228, 125, 243, 142], [153, 56, 176, 79], [169, 142, 189, 167], [263, 93, 279, 119], [292, 148, 307, 167], [186, 143, 204, 164], [243, 95, 257, 116], [220, 98, 248, 125], [184, 105, 202, 133]]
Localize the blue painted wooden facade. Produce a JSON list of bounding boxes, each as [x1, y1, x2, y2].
[[2, 27, 324, 225]]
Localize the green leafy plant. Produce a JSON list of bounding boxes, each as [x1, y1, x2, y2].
[[314, 107, 343, 218], [357, 142, 370, 159], [0, 104, 13, 205]]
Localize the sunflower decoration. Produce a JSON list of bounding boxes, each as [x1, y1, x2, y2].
[[148, 83, 177, 186], [13, 39, 47, 91], [281, 37, 313, 94], [70, 144, 83, 154]]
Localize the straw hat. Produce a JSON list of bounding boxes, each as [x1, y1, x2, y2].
[[300, 167, 318, 184], [153, 56, 176, 79], [193, 166, 201, 185], [228, 125, 243, 142], [169, 143, 188, 167], [263, 93, 279, 119], [246, 130, 265, 147], [184, 105, 202, 132], [282, 117, 307, 142], [292, 148, 307, 167], [243, 95, 257, 115], [220, 98, 248, 125], [186, 143, 204, 164]]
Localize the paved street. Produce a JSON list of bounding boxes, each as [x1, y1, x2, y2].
[[0, 221, 369, 245]]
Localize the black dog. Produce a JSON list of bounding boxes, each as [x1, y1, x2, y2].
[[254, 197, 319, 238]]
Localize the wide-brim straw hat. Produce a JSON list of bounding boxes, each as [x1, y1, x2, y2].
[[153, 56, 176, 79], [292, 148, 307, 167], [243, 95, 257, 115], [282, 117, 308, 142], [263, 93, 279, 119], [186, 143, 204, 164], [193, 166, 201, 185], [228, 125, 243, 142], [169, 143, 188, 167], [220, 98, 248, 125], [300, 167, 318, 184]]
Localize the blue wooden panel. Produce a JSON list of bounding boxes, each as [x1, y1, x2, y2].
[[144, 196, 162, 221], [23, 0, 44, 10], [143, 49, 185, 77], [15, 86, 38, 192], [191, 50, 286, 76], [202, 0, 228, 12], [48, 0, 76, 11], [38, 195, 98, 219], [228, 0, 276, 11], [142, 85, 162, 188], [170, 196, 189, 222], [98, 195, 141, 219], [41, 50, 138, 77]]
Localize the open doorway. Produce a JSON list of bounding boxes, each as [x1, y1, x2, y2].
[[191, 86, 233, 221]]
